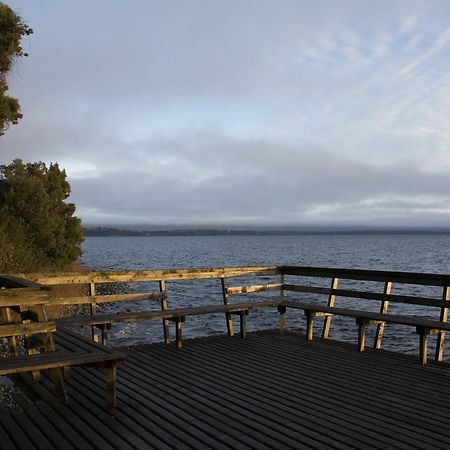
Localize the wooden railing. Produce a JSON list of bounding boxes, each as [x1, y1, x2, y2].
[[2, 265, 450, 364], [279, 266, 450, 363]]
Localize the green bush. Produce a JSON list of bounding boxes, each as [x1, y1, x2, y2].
[[0, 159, 84, 273]]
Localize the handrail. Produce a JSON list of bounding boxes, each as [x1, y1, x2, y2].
[[281, 266, 450, 286], [13, 266, 279, 284]]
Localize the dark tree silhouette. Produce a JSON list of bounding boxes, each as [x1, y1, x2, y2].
[[0, 2, 32, 136]]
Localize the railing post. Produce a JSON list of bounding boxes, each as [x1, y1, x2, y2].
[[221, 277, 234, 336], [306, 311, 314, 341], [90, 282, 99, 343], [357, 318, 366, 352], [374, 281, 392, 349], [279, 272, 285, 336], [1, 307, 18, 356], [159, 280, 170, 344], [435, 286, 450, 362], [322, 278, 339, 338]]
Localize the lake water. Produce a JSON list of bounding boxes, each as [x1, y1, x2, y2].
[[80, 234, 450, 358]]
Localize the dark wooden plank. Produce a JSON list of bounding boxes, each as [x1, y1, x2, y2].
[[137, 338, 441, 449], [284, 283, 446, 308], [15, 372, 124, 450], [10, 407, 54, 450], [51, 367, 170, 450], [33, 400, 95, 449], [0, 350, 124, 375], [3, 330, 450, 449], [0, 322, 56, 339], [282, 265, 450, 286], [68, 367, 253, 450], [36, 375, 136, 450], [193, 333, 450, 444], [0, 419, 18, 450], [13, 394, 75, 450], [125, 347, 356, 449], [0, 409, 36, 450], [120, 352, 310, 450], [71, 353, 262, 450]]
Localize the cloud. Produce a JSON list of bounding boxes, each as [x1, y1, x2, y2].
[[2, 0, 450, 227]]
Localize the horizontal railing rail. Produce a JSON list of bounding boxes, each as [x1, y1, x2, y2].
[[16, 266, 280, 285], [282, 265, 450, 286], [283, 284, 446, 308]]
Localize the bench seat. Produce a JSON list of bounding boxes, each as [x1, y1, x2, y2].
[[282, 300, 450, 364], [0, 325, 125, 408], [56, 300, 281, 348]]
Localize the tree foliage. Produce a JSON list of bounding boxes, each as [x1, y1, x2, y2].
[[0, 2, 32, 136], [0, 160, 84, 272]]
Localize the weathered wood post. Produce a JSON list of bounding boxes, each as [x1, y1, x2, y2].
[[373, 281, 393, 349], [221, 277, 234, 336], [435, 285, 450, 361], [279, 272, 285, 336], [322, 277, 339, 338], [159, 280, 170, 344], [89, 282, 99, 343]]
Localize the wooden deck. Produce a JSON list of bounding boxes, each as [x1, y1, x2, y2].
[[2, 330, 450, 449]]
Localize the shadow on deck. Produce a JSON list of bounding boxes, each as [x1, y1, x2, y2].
[[2, 330, 450, 449]]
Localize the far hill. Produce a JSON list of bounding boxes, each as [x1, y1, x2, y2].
[[83, 226, 450, 237]]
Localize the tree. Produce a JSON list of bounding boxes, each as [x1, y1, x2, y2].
[[0, 2, 32, 136], [0, 160, 84, 272]]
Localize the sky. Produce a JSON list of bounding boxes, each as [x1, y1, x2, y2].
[[2, 0, 450, 229]]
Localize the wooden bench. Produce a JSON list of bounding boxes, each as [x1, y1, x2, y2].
[[0, 283, 126, 408], [0, 319, 125, 408], [57, 300, 281, 348], [280, 300, 450, 365], [280, 266, 450, 365]]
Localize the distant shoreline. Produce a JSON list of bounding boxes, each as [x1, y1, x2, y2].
[[83, 227, 450, 237]]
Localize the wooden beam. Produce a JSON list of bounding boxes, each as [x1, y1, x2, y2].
[[322, 278, 339, 339], [281, 266, 450, 286], [435, 286, 450, 362], [0, 321, 56, 338], [89, 283, 99, 343], [357, 318, 366, 352], [239, 311, 248, 339], [373, 281, 393, 349], [306, 312, 314, 341], [0, 288, 49, 307], [417, 327, 429, 366], [159, 280, 170, 344], [221, 278, 234, 337], [283, 284, 445, 308], [20, 266, 280, 285], [175, 317, 184, 349], [1, 307, 18, 355], [45, 291, 164, 306], [225, 283, 282, 295], [279, 273, 285, 336]]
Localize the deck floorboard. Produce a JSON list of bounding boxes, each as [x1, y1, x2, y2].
[[2, 330, 450, 450]]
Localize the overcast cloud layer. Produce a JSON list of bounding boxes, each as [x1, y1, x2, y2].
[[2, 0, 450, 228]]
